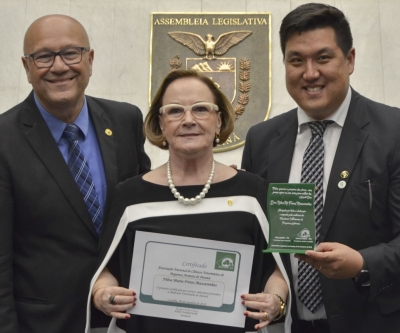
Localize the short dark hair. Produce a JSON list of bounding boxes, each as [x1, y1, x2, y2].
[[144, 70, 235, 150], [279, 3, 353, 57]]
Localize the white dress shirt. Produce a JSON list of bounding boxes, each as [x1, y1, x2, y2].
[[288, 87, 351, 320]]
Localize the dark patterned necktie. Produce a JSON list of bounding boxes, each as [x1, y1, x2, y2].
[[63, 124, 103, 234], [298, 120, 333, 313]]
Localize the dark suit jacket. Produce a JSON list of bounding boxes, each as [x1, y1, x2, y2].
[[0, 92, 151, 333], [242, 89, 400, 333]]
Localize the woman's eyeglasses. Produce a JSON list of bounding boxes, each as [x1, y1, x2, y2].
[[159, 102, 219, 120]]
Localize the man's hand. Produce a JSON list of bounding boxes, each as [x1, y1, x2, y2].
[[295, 242, 364, 279]]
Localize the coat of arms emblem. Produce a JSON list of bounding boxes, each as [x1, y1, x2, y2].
[[150, 13, 271, 152]]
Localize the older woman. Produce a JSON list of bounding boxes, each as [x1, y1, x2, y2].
[[85, 70, 291, 333]]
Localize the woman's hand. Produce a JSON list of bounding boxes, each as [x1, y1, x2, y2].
[[241, 293, 281, 330], [93, 286, 136, 319]]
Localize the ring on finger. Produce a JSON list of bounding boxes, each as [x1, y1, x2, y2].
[[109, 295, 116, 305], [262, 311, 269, 321]]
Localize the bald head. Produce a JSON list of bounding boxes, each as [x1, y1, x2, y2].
[[22, 14, 94, 122], [23, 15, 90, 55]]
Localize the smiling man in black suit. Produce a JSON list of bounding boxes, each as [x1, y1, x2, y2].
[[242, 3, 400, 333], [0, 14, 150, 332]]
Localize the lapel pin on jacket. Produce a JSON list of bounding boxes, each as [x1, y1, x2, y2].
[[340, 170, 349, 179], [105, 129, 112, 136], [338, 180, 346, 189]]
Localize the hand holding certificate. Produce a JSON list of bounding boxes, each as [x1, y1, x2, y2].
[[91, 230, 289, 332], [129, 231, 255, 328]]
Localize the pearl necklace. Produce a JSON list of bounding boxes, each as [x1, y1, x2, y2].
[[167, 159, 215, 205]]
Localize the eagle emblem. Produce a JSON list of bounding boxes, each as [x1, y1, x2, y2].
[[168, 31, 252, 60]]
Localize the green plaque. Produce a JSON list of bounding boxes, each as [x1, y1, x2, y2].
[[264, 183, 316, 254]]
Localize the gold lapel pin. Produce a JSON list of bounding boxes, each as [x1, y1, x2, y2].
[[340, 170, 349, 179], [105, 129, 112, 136]]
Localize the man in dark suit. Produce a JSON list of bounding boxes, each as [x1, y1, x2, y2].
[[242, 3, 400, 333], [0, 15, 150, 332]]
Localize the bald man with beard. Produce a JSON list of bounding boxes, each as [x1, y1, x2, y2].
[[0, 15, 150, 332]]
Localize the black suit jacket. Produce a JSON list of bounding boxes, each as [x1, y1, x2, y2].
[[242, 89, 400, 333], [0, 92, 150, 333]]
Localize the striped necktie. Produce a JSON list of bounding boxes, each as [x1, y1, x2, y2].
[[298, 120, 333, 313], [63, 124, 103, 235]]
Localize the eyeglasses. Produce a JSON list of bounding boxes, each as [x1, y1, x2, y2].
[[159, 102, 219, 120], [24, 47, 90, 68]]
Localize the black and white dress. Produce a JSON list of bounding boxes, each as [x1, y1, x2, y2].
[[85, 170, 291, 333]]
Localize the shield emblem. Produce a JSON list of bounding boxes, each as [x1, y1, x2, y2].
[[186, 58, 236, 104], [150, 13, 271, 152]]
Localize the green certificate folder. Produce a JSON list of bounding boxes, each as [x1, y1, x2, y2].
[[264, 183, 316, 254]]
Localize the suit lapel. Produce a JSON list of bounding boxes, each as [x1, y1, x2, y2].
[[320, 90, 370, 241], [267, 110, 298, 184], [267, 111, 298, 282], [21, 93, 97, 236], [87, 97, 118, 218]]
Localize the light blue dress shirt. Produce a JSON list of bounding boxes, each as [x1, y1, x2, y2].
[[34, 94, 107, 212]]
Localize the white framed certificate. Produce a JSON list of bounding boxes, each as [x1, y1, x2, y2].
[[128, 231, 255, 328]]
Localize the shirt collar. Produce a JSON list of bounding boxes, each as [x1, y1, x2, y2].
[[297, 86, 351, 133], [34, 93, 89, 143]]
